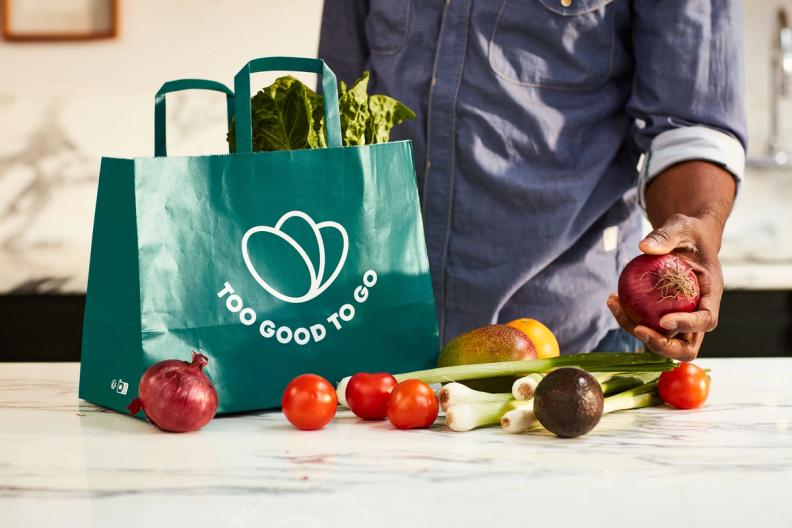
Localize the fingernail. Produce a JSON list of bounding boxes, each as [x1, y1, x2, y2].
[[635, 330, 650, 343], [643, 238, 659, 248], [661, 320, 677, 331]]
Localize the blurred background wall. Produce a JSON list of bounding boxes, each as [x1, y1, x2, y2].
[[1, 0, 790, 358], [0, 0, 323, 293]]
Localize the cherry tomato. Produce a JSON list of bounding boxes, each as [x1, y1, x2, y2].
[[658, 362, 710, 409], [386, 379, 439, 429], [282, 374, 337, 430], [346, 372, 398, 420]]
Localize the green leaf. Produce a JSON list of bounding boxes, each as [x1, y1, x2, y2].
[[227, 70, 415, 152], [228, 75, 319, 152], [338, 72, 371, 147], [367, 94, 416, 144], [306, 89, 327, 149]]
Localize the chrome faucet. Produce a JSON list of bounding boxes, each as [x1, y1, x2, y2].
[[750, 8, 792, 168]]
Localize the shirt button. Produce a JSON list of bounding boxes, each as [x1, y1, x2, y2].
[[560, 0, 572, 6], [431, 76, 437, 87]]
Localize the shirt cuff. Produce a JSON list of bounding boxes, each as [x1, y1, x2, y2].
[[638, 125, 746, 209]]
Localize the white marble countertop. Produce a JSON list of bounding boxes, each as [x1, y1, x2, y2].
[[2, 359, 791, 528]]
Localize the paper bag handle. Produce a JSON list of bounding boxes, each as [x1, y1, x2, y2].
[[232, 57, 343, 152], [154, 79, 235, 157]]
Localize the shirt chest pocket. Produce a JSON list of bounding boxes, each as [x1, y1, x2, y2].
[[488, 0, 616, 90], [365, 0, 411, 55]]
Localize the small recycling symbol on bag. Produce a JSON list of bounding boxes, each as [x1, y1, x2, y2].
[[242, 211, 349, 304]]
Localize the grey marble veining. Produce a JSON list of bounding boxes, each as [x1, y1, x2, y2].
[[0, 91, 227, 294], [0, 96, 94, 293], [0, 358, 790, 527]]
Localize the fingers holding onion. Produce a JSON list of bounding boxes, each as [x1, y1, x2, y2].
[[617, 254, 700, 334]]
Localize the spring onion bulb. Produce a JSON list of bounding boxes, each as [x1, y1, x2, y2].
[[336, 376, 351, 408], [511, 373, 544, 400], [393, 352, 674, 385], [438, 383, 512, 411], [501, 406, 539, 434], [445, 400, 530, 432]]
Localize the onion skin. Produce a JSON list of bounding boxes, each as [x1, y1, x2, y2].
[[618, 254, 700, 333], [128, 352, 218, 433]]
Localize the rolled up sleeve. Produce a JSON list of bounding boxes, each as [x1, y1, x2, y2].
[[627, 1, 747, 207]]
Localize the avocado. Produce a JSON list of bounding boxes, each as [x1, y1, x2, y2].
[[533, 368, 604, 438], [437, 324, 537, 392]]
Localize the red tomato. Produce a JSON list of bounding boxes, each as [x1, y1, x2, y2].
[[386, 379, 439, 429], [346, 372, 398, 420], [658, 362, 710, 409], [282, 374, 337, 430]]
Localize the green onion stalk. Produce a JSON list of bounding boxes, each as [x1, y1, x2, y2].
[[336, 352, 674, 408], [602, 380, 662, 413], [502, 380, 663, 434], [446, 400, 531, 432], [501, 406, 538, 434], [448, 376, 665, 433], [438, 383, 512, 411], [600, 371, 661, 395], [392, 352, 674, 385]]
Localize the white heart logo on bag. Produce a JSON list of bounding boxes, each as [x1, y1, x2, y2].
[[217, 210, 378, 346], [241, 211, 349, 304]]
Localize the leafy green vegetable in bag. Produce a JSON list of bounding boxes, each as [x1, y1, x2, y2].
[[338, 74, 371, 147], [232, 76, 320, 151], [368, 94, 417, 145], [228, 72, 415, 152]]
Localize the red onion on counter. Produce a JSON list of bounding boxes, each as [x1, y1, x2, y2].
[[127, 351, 219, 433]]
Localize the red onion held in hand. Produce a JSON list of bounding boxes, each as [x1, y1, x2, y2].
[[617, 254, 700, 333], [127, 351, 218, 433]]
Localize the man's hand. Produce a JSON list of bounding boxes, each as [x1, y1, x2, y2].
[[607, 161, 736, 361], [607, 213, 725, 361]]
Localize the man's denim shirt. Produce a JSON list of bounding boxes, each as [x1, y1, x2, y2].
[[319, 0, 747, 353]]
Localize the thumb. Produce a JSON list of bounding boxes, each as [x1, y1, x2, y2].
[[639, 214, 690, 255]]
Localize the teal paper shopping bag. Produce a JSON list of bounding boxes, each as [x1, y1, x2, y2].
[[79, 58, 439, 414]]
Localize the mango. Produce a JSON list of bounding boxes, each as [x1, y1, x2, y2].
[[438, 324, 537, 392]]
